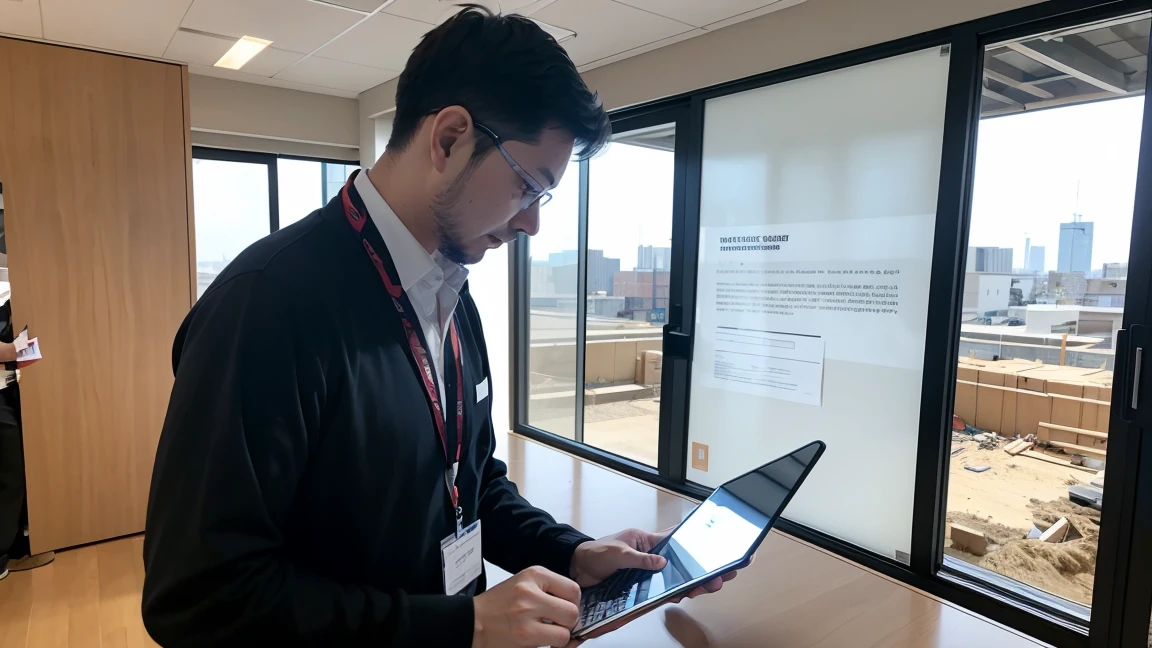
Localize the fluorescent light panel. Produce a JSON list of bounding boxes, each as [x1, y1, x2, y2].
[[214, 36, 273, 70]]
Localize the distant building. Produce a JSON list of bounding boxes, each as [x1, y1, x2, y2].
[[1027, 246, 1045, 273], [636, 245, 672, 271], [1103, 262, 1128, 278], [1083, 278, 1126, 308], [614, 269, 671, 317], [531, 249, 621, 296], [962, 272, 1013, 319], [1057, 220, 1094, 274], [969, 247, 1014, 273], [1049, 271, 1087, 304]]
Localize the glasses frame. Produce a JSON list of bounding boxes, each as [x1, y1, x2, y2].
[[473, 122, 554, 211]]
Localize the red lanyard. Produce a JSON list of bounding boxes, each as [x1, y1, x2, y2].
[[340, 172, 465, 511]]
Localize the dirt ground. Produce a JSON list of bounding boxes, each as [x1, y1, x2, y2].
[[946, 439, 1102, 606]]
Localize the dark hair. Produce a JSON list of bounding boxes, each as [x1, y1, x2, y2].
[[387, 4, 611, 161]]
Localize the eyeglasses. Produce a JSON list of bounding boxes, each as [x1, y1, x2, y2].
[[473, 122, 553, 211]]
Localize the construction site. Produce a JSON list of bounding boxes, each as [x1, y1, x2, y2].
[[945, 355, 1110, 609]]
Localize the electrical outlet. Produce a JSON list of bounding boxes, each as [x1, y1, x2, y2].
[[691, 442, 709, 471]]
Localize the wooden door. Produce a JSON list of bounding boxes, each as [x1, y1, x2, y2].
[[0, 38, 194, 551]]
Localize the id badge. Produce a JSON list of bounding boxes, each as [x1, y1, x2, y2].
[[441, 520, 482, 595]]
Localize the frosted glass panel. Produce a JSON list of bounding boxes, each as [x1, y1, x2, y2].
[[687, 47, 951, 559]]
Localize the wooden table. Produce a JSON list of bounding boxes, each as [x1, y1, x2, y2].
[[497, 434, 1048, 648]]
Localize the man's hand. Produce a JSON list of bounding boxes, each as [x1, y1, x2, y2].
[[569, 528, 667, 587], [570, 528, 740, 599], [472, 565, 581, 648]]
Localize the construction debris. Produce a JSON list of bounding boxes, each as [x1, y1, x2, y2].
[[1020, 449, 1098, 473], [1039, 517, 1073, 543], [1069, 484, 1104, 510], [965, 465, 991, 473], [1091, 471, 1105, 489], [950, 523, 989, 556], [1004, 438, 1035, 456]]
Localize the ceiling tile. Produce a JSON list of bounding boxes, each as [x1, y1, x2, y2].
[[40, 0, 193, 56], [701, 0, 806, 31], [532, 0, 691, 67], [165, 30, 302, 76], [181, 0, 361, 54], [190, 63, 360, 98], [275, 55, 399, 92], [383, 0, 561, 25], [577, 28, 703, 72], [0, 0, 43, 39], [313, 12, 430, 69], [611, 0, 781, 29]]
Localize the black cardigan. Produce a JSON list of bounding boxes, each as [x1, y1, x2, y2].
[[142, 193, 590, 647]]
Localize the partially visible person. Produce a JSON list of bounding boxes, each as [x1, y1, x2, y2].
[[0, 291, 54, 581]]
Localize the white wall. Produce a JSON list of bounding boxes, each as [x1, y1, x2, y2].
[[190, 74, 359, 160]]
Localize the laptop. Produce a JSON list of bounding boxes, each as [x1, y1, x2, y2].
[[571, 440, 826, 639]]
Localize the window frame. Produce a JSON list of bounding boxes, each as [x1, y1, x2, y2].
[[509, 1, 1152, 646]]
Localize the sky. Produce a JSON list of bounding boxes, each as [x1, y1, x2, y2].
[[193, 95, 1145, 275], [193, 158, 341, 267], [530, 142, 676, 272], [967, 96, 1144, 271]]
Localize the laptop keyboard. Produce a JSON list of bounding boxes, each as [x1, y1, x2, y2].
[[578, 572, 651, 629]]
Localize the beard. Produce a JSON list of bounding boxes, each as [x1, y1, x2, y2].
[[431, 203, 472, 265], [430, 177, 475, 265]]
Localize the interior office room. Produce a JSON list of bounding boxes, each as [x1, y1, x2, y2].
[[2, 0, 1152, 645]]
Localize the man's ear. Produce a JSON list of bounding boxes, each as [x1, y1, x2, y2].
[[428, 106, 473, 174]]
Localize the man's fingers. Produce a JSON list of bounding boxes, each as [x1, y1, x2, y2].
[[620, 547, 667, 571], [637, 530, 666, 552], [538, 591, 581, 629], [534, 568, 582, 605], [722, 569, 739, 582], [537, 622, 574, 648]]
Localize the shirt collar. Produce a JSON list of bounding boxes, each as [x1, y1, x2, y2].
[[354, 169, 468, 292]]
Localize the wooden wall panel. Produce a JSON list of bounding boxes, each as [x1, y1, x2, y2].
[[0, 37, 193, 551]]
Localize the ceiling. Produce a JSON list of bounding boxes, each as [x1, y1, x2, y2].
[[0, 0, 806, 98], [981, 13, 1150, 117]]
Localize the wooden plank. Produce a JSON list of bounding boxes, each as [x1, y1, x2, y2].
[[1039, 517, 1070, 543], [1039, 422, 1108, 440], [1021, 450, 1098, 473], [0, 38, 192, 551], [1045, 440, 1107, 459], [1004, 440, 1033, 456], [950, 524, 988, 556]]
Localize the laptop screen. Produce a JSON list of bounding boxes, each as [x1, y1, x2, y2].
[[604, 442, 822, 608]]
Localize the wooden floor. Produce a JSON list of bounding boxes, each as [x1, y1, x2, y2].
[[0, 434, 1049, 648]]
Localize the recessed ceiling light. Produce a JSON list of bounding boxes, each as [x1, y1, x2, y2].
[[214, 36, 273, 70]]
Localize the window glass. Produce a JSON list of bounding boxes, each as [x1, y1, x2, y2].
[[945, 13, 1149, 612], [583, 124, 676, 466], [526, 160, 581, 439], [192, 158, 270, 297]]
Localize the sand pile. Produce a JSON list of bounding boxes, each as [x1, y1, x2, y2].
[[974, 498, 1101, 605]]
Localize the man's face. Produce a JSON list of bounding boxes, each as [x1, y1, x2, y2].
[[432, 126, 573, 265]]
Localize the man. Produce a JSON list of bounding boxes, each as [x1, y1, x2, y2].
[[143, 7, 735, 648], [0, 281, 54, 581]]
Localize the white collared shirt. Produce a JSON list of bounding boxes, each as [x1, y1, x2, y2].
[[354, 170, 469, 408]]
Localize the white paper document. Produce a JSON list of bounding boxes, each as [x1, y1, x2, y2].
[[707, 327, 824, 405]]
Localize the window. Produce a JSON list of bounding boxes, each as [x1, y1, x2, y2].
[[509, 3, 1152, 643], [278, 159, 358, 228], [582, 124, 676, 466], [525, 160, 581, 440], [945, 12, 1149, 618], [191, 148, 358, 297], [192, 156, 272, 298]]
